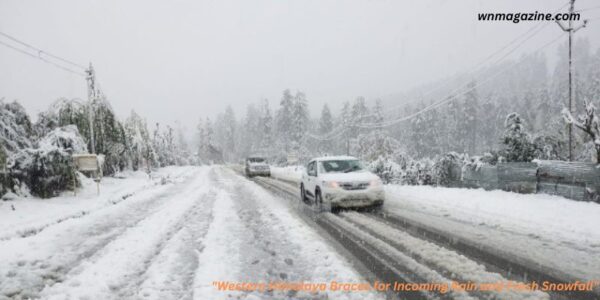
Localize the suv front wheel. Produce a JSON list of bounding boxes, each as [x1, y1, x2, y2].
[[300, 184, 308, 203], [315, 189, 322, 207]]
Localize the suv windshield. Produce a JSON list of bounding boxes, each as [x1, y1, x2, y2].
[[320, 160, 364, 173], [248, 157, 266, 163]]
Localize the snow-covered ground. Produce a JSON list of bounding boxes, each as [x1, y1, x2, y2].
[[270, 165, 600, 282], [0, 166, 381, 300], [384, 185, 600, 281], [0, 166, 197, 241], [269, 165, 303, 183]]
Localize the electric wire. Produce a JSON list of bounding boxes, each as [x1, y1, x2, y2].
[[0, 39, 86, 77], [0, 31, 87, 70]]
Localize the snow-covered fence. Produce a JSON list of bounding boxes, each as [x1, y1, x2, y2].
[[461, 164, 498, 190], [441, 160, 600, 202], [536, 161, 600, 202], [497, 162, 537, 193]]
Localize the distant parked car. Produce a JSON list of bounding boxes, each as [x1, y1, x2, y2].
[[300, 156, 385, 211], [245, 156, 271, 177]]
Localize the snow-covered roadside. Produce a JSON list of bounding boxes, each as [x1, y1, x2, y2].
[[0, 166, 205, 299], [38, 168, 212, 299], [270, 166, 303, 183], [272, 164, 600, 281], [0, 166, 196, 241], [194, 167, 383, 300], [384, 185, 600, 281]]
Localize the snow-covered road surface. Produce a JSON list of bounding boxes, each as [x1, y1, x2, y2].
[[267, 166, 600, 299], [255, 176, 553, 300], [0, 166, 380, 300]]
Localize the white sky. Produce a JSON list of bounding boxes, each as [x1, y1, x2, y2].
[[1, 0, 599, 131]]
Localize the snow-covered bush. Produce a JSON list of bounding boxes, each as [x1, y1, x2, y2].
[[9, 126, 87, 198], [532, 135, 566, 161], [500, 113, 537, 162], [367, 156, 403, 184], [402, 159, 433, 185], [432, 152, 462, 186]]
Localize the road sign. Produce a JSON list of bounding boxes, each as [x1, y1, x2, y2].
[[72, 154, 102, 195], [73, 154, 100, 171]]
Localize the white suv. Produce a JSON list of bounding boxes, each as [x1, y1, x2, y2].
[[300, 156, 385, 211]]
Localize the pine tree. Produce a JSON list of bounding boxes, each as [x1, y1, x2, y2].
[[222, 105, 237, 162], [318, 104, 334, 154], [276, 89, 294, 152], [290, 91, 309, 154], [501, 113, 536, 162], [461, 81, 479, 154], [258, 99, 273, 156]]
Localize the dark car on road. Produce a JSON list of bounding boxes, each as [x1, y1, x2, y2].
[[245, 157, 271, 177]]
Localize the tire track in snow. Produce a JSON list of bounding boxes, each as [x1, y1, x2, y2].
[[340, 212, 550, 300], [0, 166, 198, 242], [0, 168, 205, 300], [36, 168, 214, 299], [131, 169, 219, 300], [192, 167, 382, 300]]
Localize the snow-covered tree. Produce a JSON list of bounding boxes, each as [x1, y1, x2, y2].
[[500, 113, 536, 162], [350, 97, 370, 137], [258, 99, 273, 156], [124, 110, 157, 171], [563, 100, 600, 163], [461, 81, 479, 154], [290, 91, 309, 155], [338, 101, 352, 155], [318, 104, 334, 155], [0, 99, 33, 157], [221, 106, 237, 162], [10, 125, 87, 198], [276, 89, 294, 152]]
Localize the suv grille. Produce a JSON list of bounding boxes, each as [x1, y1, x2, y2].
[[339, 182, 369, 190]]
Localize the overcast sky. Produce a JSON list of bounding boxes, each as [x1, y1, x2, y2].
[[1, 0, 599, 131]]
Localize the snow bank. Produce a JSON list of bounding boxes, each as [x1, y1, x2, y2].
[[270, 166, 303, 183], [0, 166, 197, 241], [384, 185, 600, 280]]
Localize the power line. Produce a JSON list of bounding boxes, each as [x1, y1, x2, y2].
[[307, 1, 570, 141], [307, 27, 563, 140], [307, 31, 566, 141], [361, 1, 571, 122], [0, 31, 87, 70], [357, 33, 565, 130], [0, 39, 86, 77]]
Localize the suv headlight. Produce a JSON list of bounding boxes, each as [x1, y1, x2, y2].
[[370, 179, 383, 187], [325, 181, 340, 188]]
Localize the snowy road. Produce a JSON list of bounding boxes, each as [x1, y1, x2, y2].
[[3, 165, 599, 299], [254, 176, 553, 300], [0, 166, 380, 300]]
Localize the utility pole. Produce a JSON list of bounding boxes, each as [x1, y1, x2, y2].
[[85, 63, 96, 154], [556, 0, 587, 161]]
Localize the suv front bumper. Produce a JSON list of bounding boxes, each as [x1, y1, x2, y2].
[[323, 186, 385, 208]]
